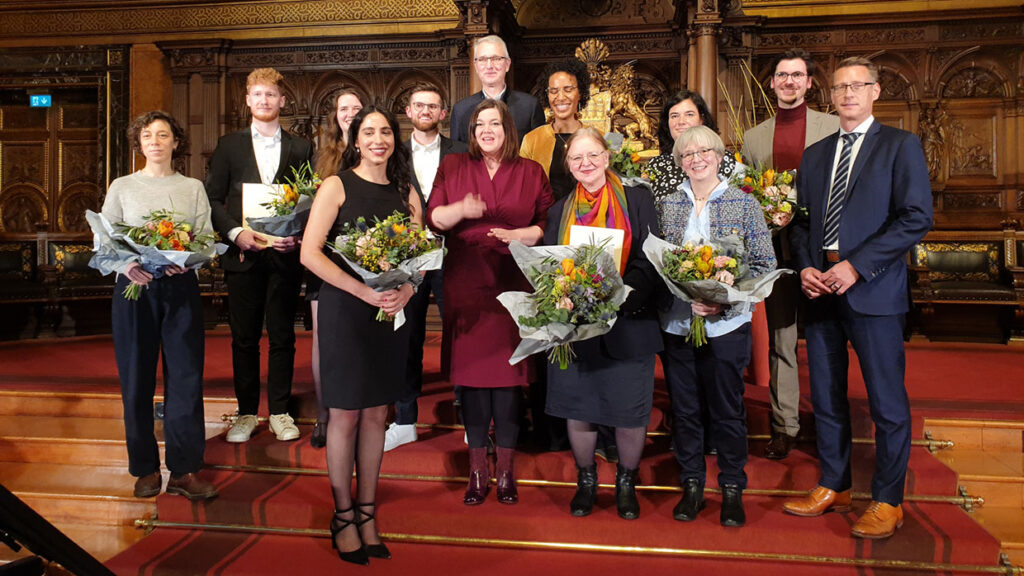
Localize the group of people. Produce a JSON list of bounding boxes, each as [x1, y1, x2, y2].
[[102, 35, 932, 567]]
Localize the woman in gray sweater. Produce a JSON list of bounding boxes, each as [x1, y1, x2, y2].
[[101, 110, 218, 502]]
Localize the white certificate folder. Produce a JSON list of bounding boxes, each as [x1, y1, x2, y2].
[[568, 224, 625, 271]]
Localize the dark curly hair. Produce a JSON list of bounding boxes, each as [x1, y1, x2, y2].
[[127, 110, 189, 160], [537, 59, 591, 111], [341, 106, 412, 209], [656, 90, 717, 152]]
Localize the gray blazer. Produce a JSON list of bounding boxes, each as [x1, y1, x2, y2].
[[741, 107, 840, 168]]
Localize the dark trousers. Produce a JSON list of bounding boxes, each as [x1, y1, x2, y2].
[[112, 273, 205, 477], [225, 251, 301, 416], [804, 294, 910, 505], [664, 324, 751, 489], [396, 270, 443, 425]]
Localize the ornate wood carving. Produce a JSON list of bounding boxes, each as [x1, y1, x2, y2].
[[0, 1, 459, 40], [0, 186, 47, 234], [917, 102, 948, 182], [947, 115, 996, 177], [941, 67, 1004, 98], [943, 192, 1002, 210], [847, 28, 926, 44]]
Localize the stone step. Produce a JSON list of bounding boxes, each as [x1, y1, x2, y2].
[[0, 390, 238, 423], [0, 461, 156, 526], [0, 522, 146, 565], [924, 417, 1024, 452], [971, 506, 1024, 566], [0, 415, 229, 466]]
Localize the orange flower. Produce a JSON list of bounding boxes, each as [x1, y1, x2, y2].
[[560, 258, 575, 276], [630, 153, 641, 163], [392, 223, 406, 235], [157, 220, 174, 237], [700, 245, 714, 262], [283, 185, 298, 204], [170, 238, 183, 251]]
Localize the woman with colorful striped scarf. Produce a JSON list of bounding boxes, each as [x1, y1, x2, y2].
[[542, 127, 663, 520]]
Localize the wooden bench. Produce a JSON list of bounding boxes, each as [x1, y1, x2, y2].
[[908, 227, 1024, 342]]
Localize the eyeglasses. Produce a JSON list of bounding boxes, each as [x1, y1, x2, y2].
[[473, 120, 503, 131], [547, 86, 578, 97], [677, 148, 717, 163], [774, 71, 807, 81], [567, 151, 606, 167], [474, 56, 508, 65], [409, 102, 441, 113], [830, 82, 876, 95]]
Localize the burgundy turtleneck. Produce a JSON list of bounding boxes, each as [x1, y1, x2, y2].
[[772, 101, 807, 171]]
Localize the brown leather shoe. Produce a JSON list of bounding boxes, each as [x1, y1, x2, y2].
[[133, 472, 162, 498], [782, 485, 852, 517], [764, 431, 797, 460], [851, 501, 903, 539], [166, 473, 219, 501]]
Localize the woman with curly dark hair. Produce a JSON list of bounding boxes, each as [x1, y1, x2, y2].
[[520, 58, 591, 201], [648, 90, 737, 202], [301, 106, 417, 565], [102, 110, 218, 502]]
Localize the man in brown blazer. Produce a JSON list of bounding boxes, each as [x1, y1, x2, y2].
[[742, 49, 840, 459]]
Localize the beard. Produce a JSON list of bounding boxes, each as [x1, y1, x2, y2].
[[410, 116, 440, 133], [251, 107, 281, 123]]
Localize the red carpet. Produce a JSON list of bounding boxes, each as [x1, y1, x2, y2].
[[1, 332, 1017, 575]]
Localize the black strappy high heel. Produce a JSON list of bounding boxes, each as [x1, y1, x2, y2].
[[356, 502, 391, 559], [330, 506, 369, 565]]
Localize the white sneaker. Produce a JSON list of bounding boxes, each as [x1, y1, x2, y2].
[[269, 413, 300, 441], [384, 423, 417, 452], [226, 414, 259, 443]]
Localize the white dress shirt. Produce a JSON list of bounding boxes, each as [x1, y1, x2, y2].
[[824, 116, 873, 250], [251, 124, 282, 185], [410, 134, 441, 201]]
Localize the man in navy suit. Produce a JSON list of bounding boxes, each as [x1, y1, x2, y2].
[[449, 35, 544, 145], [205, 68, 313, 444], [784, 57, 932, 539], [384, 83, 467, 451]]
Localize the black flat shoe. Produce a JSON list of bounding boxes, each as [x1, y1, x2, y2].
[[720, 484, 746, 527], [357, 502, 391, 560], [330, 507, 369, 565], [672, 479, 705, 522], [310, 421, 327, 449]]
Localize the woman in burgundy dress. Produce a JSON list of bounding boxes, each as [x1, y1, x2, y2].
[[427, 99, 554, 506]]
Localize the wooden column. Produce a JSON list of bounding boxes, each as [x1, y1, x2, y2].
[[693, 20, 720, 118], [456, 0, 492, 97]]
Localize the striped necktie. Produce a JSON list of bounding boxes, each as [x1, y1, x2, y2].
[[822, 132, 861, 247]]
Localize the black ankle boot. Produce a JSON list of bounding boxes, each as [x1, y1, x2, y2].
[[570, 464, 597, 517], [614, 464, 639, 520], [720, 484, 746, 527], [672, 478, 705, 522]]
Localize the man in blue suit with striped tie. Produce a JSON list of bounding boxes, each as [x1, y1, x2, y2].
[[784, 56, 932, 539]]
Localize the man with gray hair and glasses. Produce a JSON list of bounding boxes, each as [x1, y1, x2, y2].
[[450, 35, 544, 146]]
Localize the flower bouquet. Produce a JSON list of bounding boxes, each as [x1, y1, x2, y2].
[[730, 165, 800, 232], [643, 234, 792, 347], [497, 241, 631, 369], [328, 210, 444, 328], [86, 209, 226, 300], [605, 132, 652, 190], [245, 161, 323, 238]]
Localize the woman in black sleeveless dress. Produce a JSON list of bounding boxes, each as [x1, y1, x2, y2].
[[301, 107, 419, 566]]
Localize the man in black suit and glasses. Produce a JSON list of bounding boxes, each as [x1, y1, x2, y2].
[[450, 35, 544, 146], [385, 82, 468, 452], [205, 67, 313, 444]]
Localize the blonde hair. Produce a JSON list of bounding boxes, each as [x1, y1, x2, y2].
[[672, 125, 725, 168], [835, 56, 879, 83], [246, 68, 284, 91]]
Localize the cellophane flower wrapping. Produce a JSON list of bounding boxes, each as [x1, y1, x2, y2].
[[86, 209, 227, 300], [497, 241, 632, 368], [642, 233, 793, 345], [327, 212, 444, 329], [246, 161, 322, 237]]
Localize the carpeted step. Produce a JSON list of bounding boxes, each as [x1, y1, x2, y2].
[[104, 528, 1002, 576], [201, 424, 961, 497], [147, 470, 1000, 569]]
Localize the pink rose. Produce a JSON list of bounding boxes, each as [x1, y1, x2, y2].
[[714, 270, 735, 285], [772, 212, 792, 227], [713, 255, 732, 268], [556, 296, 574, 311]]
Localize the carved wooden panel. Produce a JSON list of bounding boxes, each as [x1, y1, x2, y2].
[[945, 111, 998, 180], [2, 143, 47, 190], [0, 184, 48, 234], [517, 0, 674, 29], [3, 108, 48, 131]]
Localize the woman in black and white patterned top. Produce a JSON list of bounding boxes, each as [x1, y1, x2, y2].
[[648, 90, 737, 203]]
